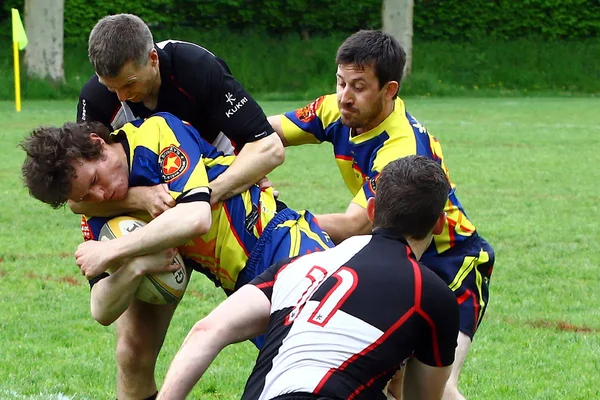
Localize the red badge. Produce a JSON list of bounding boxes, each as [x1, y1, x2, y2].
[[159, 145, 189, 182], [295, 96, 325, 123], [81, 216, 93, 241]]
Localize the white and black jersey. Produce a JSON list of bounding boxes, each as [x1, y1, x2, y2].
[[245, 229, 459, 400], [77, 40, 273, 153]]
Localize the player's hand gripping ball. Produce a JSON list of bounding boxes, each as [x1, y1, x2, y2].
[[99, 216, 191, 304]]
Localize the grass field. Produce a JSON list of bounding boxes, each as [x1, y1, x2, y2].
[[0, 97, 599, 399]]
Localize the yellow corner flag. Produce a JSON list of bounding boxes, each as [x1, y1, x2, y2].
[[12, 8, 28, 50], [11, 8, 28, 112]]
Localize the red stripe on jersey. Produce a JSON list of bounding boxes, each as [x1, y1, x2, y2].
[[416, 308, 443, 367], [255, 281, 274, 289], [110, 106, 121, 125], [314, 307, 416, 394], [171, 76, 195, 102], [471, 290, 480, 330], [407, 246, 422, 308], [347, 364, 400, 400], [222, 203, 250, 257], [456, 290, 471, 305], [335, 154, 353, 161]]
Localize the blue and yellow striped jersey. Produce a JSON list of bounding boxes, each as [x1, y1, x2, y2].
[[84, 112, 280, 291], [281, 94, 476, 254]]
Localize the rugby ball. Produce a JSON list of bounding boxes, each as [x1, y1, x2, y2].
[[99, 216, 191, 305]]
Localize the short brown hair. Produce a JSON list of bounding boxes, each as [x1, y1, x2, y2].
[[20, 122, 110, 208], [88, 13, 154, 77], [336, 30, 406, 98], [373, 155, 450, 239]]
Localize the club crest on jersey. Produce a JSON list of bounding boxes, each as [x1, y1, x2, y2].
[[159, 145, 189, 182], [81, 216, 94, 241], [369, 175, 379, 193], [295, 96, 325, 123]]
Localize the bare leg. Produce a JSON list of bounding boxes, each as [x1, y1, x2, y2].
[[442, 332, 471, 400], [115, 299, 178, 400]]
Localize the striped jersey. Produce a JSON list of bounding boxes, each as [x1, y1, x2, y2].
[[82, 112, 282, 292], [281, 94, 476, 255], [244, 229, 459, 400]]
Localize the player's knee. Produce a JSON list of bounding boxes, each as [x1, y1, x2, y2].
[[116, 335, 157, 371]]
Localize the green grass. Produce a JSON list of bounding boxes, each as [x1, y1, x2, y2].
[[0, 98, 599, 399]]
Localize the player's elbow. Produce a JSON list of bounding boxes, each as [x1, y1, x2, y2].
[[261, 133, 285, 168], [188, 318, 231, 349], [189, 204, 212, 237]]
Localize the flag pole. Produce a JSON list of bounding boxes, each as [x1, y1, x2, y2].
[[13, 39, 22, 112], [11, 8, 27, 112]]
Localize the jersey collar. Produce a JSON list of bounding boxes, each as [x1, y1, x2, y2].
[[372, 227, 410, 247], [349, 97, 406, 144]]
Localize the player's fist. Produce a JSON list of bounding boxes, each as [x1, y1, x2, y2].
[[75, 240, 116, 279]]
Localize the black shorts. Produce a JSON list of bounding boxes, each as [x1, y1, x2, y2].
[[271, 393, 336, 400]]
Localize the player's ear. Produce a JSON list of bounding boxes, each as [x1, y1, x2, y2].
[[432, 212, 446, 235], [385, 81, 399, 99], [149, 48, 159, 66], [366, 197, 376, 223], [89, 133, 106, 146]]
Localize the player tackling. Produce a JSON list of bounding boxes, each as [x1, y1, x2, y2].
[[157, 155, 460, 400]]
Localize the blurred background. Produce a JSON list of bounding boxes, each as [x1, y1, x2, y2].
[[1, 0, 599, 101]]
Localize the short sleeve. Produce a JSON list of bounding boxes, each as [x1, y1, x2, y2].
[[249, 258, 293, 301], [280, 94, 341, 145]]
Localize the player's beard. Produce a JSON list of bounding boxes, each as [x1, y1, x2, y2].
[[339, 94, 385, 131]]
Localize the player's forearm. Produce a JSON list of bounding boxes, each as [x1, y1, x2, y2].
[[315, 213, 371, 244], [68, 187, 146, 216], [158, 327, 227, 400], [110, 202, 212, 262], [209, 134, 285, 203], [90, 262, 144, 326]]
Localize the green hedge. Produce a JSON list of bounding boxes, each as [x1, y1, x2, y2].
[[2, 0, 600, 43], [1, 28, 599, 101]]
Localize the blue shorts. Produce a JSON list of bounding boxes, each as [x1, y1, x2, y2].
[[236, 208, 335, 347], [420, 233, 495, 339]]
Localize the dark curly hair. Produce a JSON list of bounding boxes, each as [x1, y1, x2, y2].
[[20, 121, 111, 208], [374, 155, 450, 240]]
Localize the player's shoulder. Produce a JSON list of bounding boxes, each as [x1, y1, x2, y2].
[[418, 261, 457, 305], [158, 39, 223, 73], [290, 93, 340, 128]]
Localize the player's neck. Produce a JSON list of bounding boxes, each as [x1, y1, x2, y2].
[[405, 236, 432, 261], [354, 100, 395, 135]]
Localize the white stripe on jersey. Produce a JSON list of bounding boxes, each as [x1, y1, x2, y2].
[[110, 102, 137, 130], [260, 236, 382, 400], [156, 39, 216, 57]]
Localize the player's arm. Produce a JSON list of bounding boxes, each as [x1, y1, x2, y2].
[[267, 95, 335, 148], [158, 284, 271, 400], [68, 185, 175, 219], [76, 198, 211, 279], [402, 358, 452, 400], [209, 132, 284, 204], [89, 249, 178, 326], [315, 202, 372, 244]]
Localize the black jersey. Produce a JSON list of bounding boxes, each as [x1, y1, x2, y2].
[[76, 40, 274, 153], [245, 229, 459, 400]]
